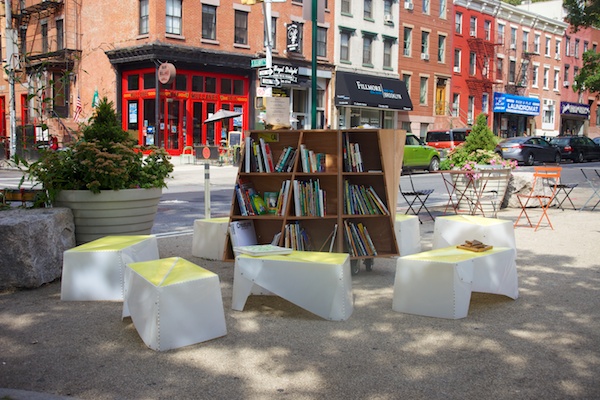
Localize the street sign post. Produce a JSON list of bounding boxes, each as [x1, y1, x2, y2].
[[251, 58, 267, 68]]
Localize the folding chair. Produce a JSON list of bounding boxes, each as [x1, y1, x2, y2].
[[400, 173, 435, 224], [580, 168, 600, 211], [555, 182, 578, 211], [514, 165, 561, 231]]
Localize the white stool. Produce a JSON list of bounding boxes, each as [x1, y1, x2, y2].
[[232, 251, 353, 321], [61, 235, 159, 301], [124, 257, 227, 351], [432, 215, 516, 252], [192, 217, 229, 260], [394, 214, 421, 256], [393, 246, 518, 319]]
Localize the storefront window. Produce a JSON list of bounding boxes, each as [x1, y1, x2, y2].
[[234, 80, 244, 95], [175, 75, 187, 91], [206, 77, 217, 93], [128, 74, 139, 91], [144, 73, 155, 89], [221, 79, 232, 94], [192, 76, 203, 92]]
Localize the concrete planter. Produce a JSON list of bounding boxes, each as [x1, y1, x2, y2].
[[452, 168, 510, 215], [54, 188, 162, 244]]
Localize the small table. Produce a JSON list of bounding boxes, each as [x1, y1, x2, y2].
[[393, 246, 518, 319], [232, 251, 353, 321], [580, 168, 600, 211], [432, 215, 516, 253]]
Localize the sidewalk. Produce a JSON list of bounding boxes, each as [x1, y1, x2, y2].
[[1, 202, 599, 399]]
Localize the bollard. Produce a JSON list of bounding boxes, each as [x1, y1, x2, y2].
[[204, 163, 211, 218]]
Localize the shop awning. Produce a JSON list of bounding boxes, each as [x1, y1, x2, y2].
[[492, 92, 540, 116], [335, 71, 413, 111]]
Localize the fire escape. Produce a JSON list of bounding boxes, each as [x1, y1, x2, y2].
[[465, 33, 495, 113]]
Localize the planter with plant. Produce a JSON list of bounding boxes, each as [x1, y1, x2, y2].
[[440, 113, 517, 212], [14, 98, 173, 244]]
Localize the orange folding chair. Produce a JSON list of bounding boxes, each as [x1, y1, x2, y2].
[[514, 165, 561, 231]]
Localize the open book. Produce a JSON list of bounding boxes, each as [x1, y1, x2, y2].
[[234, 244, 293, 256]]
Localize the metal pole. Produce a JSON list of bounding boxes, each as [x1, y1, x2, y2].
[[204, 163, 211, 218], [4, 0, 17, 157], [311, 0, 317, 129]]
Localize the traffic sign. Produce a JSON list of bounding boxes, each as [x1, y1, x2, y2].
[[260, 77, 281, 87], [251, 58, 267, 68]]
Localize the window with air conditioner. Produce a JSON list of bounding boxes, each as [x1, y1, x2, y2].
[[384, 14, 393, 24], [563, 81, 570, 87], [421, 53, 429, 60], [404, 1, 413, 10], [470, 31, 476, 37], [453, 66, 460, 73]]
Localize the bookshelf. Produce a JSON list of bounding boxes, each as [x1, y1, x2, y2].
[[225, 129, 405, 274]]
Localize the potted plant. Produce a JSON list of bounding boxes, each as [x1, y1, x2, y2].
[[440, 113, 517, 213], [14, 97, 173, 244]]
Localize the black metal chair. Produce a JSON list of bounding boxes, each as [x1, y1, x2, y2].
[[400, 173, 435, 223]]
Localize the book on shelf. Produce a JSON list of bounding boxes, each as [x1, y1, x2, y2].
[[276, 180, 292, 216], [318, 223, 338, 253], [343, 220, 377, 257], [283, 222, 312, 251], [259, 138, 275, 172], [263, 191, 279, 214], [235, 178, 269, 215], [229, 220, 258, 248], [343, 133, 364, 172], [234, 244, 293, 256], [292, 179, 326, 217], [344, 181, 389, 215]]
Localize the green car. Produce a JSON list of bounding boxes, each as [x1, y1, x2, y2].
[[403, 134, 441, 172]]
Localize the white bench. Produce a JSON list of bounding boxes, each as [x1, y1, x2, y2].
[[433, 215, 516, 252], [61, 235, 159, 301], [124, 257, 227, 351], [394, 214, 421, 256], [232, 251, 353, 321], [192, 217, 229, 260], [393, 246, 518, 319]]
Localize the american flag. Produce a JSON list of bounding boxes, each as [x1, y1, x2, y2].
[[73, 95, 82, 122]]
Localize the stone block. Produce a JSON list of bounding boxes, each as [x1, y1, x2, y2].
[[0, 208, 75, 290]]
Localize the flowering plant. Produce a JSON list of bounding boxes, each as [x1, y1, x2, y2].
[[13, 97, 173, 202]]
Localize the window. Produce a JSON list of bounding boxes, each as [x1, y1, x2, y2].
[[139, 0, 149, 35], [519, 62, 528, 86], [452, 93, 459, 117], [202, 5, 216, 40], [545, 36, 551, 56], [543, 100, 555, 125], [270, 17, 277, 50], [469, 16, 476, 36], [56, 19, 64, 50], [402, 73, 411, 92], [532, 65, 539, 87], [455, 12, 462, 34], [454, 48, 461, 71], [596, 106, 600, 126], [384, 0, 392, 19], [234, 11, 248, 45], [340, 30, 351, 62], [534, 33, 540, 54], [438, 35, 446, 62], [383, 38, 393, 68], [364, 0, 372, 19], [556, 39, 561, 57], [510, 27, 517, 49], [498, 24, 505, 44], [420, 77, 428, 105], [482, 93, 489, 114], [575, 39, 580, 58], [341, 0, 351, 14], [166, 0, 182, 35], [509, 60, 516, 83], [422, 0, 429, 14], [421, 31, 429, 56], [484, 20, 491, 41], [439, 0, 446, 18], [496, 57, 503, 80], [128, 74, 140, 91], [468, 96, 474, 123], [41, 23, 48, 53], [482, 57, 489, 78], [317, 27, 327, 57], [574, 65, 579, 78], [403, 27, 412, 56], [522, 31, 529, 52], [584, 40, 589, 52], [543, 67, 549, 89], [362, 34, 373, 65], [564, 65, 570, 82], [565, 36, 571, 56], [469, 52, 476, 75], [553, 69, 559, 90]]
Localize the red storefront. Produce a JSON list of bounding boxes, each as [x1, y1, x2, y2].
[[121, 68, 249, 156]]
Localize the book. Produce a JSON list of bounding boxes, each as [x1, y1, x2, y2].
[[234, 244, 293, 256], [229, 220, 258, 248], [263, 191, 279, 214]]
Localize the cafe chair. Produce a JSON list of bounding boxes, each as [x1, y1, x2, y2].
[[514, 165, 562, 231], [400, 173, 435, 224], [555, 181, 578, 211], [580, 168, 600, 211]]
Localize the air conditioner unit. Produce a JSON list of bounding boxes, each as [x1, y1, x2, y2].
[[421, 53, 429, 60], [467, 118, 473, 125], [470, 31, 476, 37], [510, 43, 516, 50], [404, 1, 413, 10], [384, 14, 394, 24], [403, 48, 410, 56], [555, 54, 560, 60], [453, 66, 460, 73], [563, 81, 570, 87]]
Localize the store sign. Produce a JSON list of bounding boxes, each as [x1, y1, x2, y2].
[[334, 71, 413, 110], [492, 92, 540, 116], [560, 101, 590, 117], [286, 22, 301, 53], [259, 64, 298, 87], [158, 63, 176, 85]]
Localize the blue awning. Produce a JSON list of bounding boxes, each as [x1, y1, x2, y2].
[[493, 92, 540, 116]]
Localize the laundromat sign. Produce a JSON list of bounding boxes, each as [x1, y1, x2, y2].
[[493, 92, 540, 116]]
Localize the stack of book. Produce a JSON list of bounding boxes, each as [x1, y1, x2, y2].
[[244, 137, 275, 173], [292, 179, 326, 217], [299, 144, 326, 173], [283, 222, 312, 251], [343, 220, 377, 257], [274, 146, 297, 172], [343, 181, 389, 215], [342, 133, 364, 172], [235, 178, 268, 216]]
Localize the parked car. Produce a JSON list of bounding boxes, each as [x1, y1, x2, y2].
[[403, 134, 441, 172], [495, 136, 561, 166], [425, 128, 470, 158], [549, 135, 600, 162]]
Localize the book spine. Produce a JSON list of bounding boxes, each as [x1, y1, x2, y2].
[[362, 224, 378, 256]]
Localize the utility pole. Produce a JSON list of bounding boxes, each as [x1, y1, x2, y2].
[[4, 0, 17, 158]]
